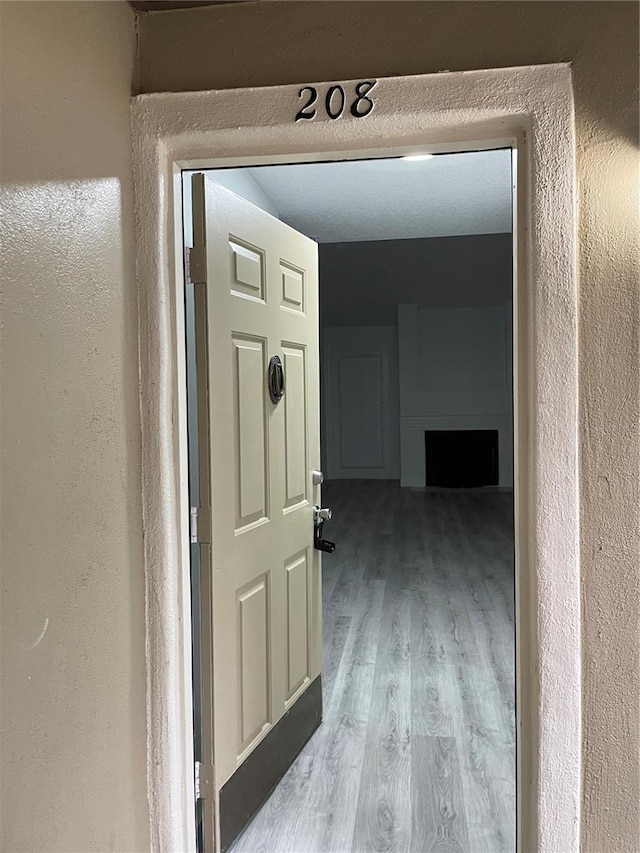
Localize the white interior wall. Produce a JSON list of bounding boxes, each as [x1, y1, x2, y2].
[[183, 168, 280, 249], [212, 169, 280, 217], [187, 168, 280, 228]]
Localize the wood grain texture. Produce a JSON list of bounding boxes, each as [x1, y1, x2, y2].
[[412, 736, 470, 853], [228, 482, 515, 853]]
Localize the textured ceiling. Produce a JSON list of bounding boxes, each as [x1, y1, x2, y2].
[[246, 150, 512, 243]]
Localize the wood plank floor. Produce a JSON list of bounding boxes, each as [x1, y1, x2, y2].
[[229, 481, 515, 853]]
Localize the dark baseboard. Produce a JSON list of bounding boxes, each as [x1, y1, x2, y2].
[[219, 676, 323, 851]]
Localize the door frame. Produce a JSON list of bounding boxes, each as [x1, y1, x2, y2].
[[132, 64, 579, 853]]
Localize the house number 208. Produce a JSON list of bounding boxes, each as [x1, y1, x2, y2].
[[295, 81, 377, 122]]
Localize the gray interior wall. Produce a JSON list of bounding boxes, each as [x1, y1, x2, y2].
[[319, 234, 513, 484], [398, 303, 513, 487], [319, 234, 512, 327], [322, 326, 400, 479]]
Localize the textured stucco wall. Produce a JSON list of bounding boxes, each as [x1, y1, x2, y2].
[[0, 2, 149, 850], [135, 3, 640, 851]]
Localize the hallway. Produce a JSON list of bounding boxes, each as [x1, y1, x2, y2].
[[229, 481, 515, 853]]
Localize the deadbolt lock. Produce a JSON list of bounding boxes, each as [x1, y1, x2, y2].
[[313, 506, 332, 524]]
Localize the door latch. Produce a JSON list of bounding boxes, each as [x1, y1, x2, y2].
[[313, 506, 336, 553]]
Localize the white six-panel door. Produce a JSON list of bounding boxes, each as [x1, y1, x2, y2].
[[191, 175, 322, 803]]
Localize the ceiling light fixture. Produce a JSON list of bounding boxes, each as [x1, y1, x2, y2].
[[401, 154, 434, 161]]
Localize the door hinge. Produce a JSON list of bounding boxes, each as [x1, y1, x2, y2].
[[186, 245, 206, 285], [195, 760, 215, 801], [190, 505, 212, 544], [190, 506, 198, 543]]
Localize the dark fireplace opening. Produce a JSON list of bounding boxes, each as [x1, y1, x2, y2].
[[425, 429, 499, 488]]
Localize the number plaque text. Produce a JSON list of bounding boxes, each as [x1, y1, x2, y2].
[[295, 81, 377, 123]]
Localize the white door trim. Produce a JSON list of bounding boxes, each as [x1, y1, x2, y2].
[[131, 64, 579, 853]]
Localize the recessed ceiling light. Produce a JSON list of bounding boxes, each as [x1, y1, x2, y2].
[[401, 154, 434, 162]]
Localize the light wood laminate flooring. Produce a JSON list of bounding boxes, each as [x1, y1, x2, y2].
[[229, 481, 515, 853]]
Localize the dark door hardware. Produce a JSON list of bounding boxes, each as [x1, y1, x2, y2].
[[313, 506, 335, 553], [268, 355, 285, 404]]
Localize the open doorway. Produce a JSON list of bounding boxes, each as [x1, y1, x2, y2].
[[183, 150, 515, 853]]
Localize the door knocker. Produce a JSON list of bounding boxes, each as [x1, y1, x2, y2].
[[268, 355, 285, 404]]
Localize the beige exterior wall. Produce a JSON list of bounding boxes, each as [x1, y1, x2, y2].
[[1, 2, 149, 851], [136, 2, 639, 851]]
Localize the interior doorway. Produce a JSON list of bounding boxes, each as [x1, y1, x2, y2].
[[183, 150, 516, 853]]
